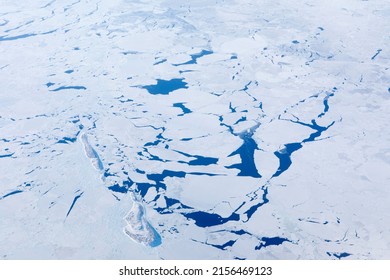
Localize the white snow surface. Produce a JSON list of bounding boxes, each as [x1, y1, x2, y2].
[[0, 0, 389, 259]]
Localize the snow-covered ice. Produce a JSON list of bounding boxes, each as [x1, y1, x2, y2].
[[0, 0, 389, 259]]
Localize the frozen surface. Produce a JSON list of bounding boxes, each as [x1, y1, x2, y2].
[[123, 194, 162, 248], [0, 0, 389, 259]]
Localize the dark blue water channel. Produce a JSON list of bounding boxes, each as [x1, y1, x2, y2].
[[371, 49, 382, 60], [50, 86, 86, 91], [1, 190, 23, 200], [225, 123, 262, 178], [172, 50, 213, 66], [183, 211, 240, 227], [0, 153, 14, 158], [327, 252, 352, 259], [108, 179, 134, 194], [255, 236, 291, 250], [174, 150, 218, 166], [0, 33, 36, 41], [273, 90, 336, 178], [65, 191, 84, 218], [141, 78, 188, 95], [173, 102, 192, 115]]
